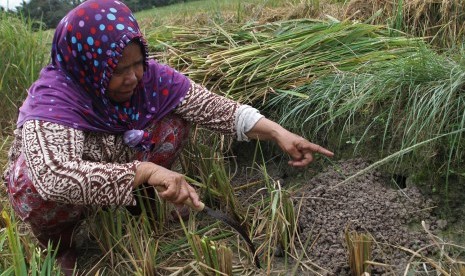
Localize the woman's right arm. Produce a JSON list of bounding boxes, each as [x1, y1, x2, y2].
[[23, 120, 200, 207], [22, 120, 138, 206]]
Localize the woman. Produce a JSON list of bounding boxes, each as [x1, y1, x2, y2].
[[3, 0, 333, 273]]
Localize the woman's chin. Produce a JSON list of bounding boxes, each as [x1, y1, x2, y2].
[[110, 92, 133, 103]]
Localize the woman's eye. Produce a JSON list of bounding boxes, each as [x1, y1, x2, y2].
[[112, 67, 126, 75], [135, 61, 144, 68], [112, 61, 143, 76]]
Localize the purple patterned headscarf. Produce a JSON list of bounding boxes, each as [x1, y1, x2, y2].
[[17, 0, 190, 151]]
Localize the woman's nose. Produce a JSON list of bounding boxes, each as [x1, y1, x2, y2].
[[124, 69, 138, 85]]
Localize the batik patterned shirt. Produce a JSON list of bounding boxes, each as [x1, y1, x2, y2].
[[4, 82, 263, 206]]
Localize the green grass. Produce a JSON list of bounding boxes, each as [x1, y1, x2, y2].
[[267, 44, 465, 178], [0, 12, 49, 134], [0, 210, 63, 275], [135, 0, 327, 31], [147, 16, 465, 180]]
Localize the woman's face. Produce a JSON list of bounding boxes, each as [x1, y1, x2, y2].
[[107, 41, 144, 103]]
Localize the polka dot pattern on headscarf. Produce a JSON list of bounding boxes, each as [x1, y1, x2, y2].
[[51, 0, 146, 97], [18, 0, 191, 151]]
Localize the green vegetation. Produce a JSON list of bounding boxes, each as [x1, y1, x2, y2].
[[0, 12, 49, 133], [12, 0, 203, 30], [187, 234, 233, 275], [148, 17, 465, 181], [0, 211, 62, 275], [1, 0, 465, 275], [147, 20, 421, 103], [345, 0, 465, 48], [268, 45, 465, 171], [136, 0, 324, 29]]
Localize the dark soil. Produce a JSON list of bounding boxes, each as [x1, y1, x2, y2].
[[232, 155, 463, 275], [292, 158, 442, 275]]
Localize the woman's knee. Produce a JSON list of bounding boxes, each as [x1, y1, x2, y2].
[[6, 153, 84, 246]]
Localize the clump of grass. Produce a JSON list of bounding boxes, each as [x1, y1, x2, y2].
[[0, 13, 49, 132], [345, 0, 465, 48], [147, 19, 420, 105], [401, 221, 465, 275], [181, 128, 243, 220], [88, 206, 168, 275], [344, 226, 373, 276], [188, 234, 233, 275], [1, 210, 62, 275], [244, 156, 301, 271], [270, 184, 298, 266], [269, 44, 465, 180], [267, 180, 298, 262]]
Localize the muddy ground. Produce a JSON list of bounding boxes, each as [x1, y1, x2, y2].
[[233, 156, 464, 275]]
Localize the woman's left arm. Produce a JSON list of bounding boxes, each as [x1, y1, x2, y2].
[[174, 81, 333, 166], [245, 118, 334, 167]]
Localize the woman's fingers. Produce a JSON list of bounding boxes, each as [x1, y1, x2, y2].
[[152, 171, 200, 207], [159, 178, 183, 201], [171, 182, 201, 207], [286, 138, 334, 167], [158, 179, 178, 200], [172, 184, 190, 205], [299, 142, 334, 157], [186, 184, 201, 207], [288, 151, 313, 167]]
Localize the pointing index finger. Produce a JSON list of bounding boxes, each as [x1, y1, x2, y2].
[[303, 142, 334, 157]]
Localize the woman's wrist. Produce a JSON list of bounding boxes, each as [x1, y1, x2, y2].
[[133, 161, 157, 187], [245, 118, 285, 142]]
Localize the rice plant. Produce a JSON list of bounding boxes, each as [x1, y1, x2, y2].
[[401, 0, 465, 48], [0, 12, 49, 133], [0, 210, 62, 275], [187, 234, 233, 275], [344, 227, 373, 276], [147, 19, 420, 105], [180, 128, 243, 220], [344, 0, 465, 48]]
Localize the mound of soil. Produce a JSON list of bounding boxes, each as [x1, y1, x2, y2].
[[291, 158, 445, 275]]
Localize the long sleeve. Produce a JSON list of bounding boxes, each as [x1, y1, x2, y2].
[[174, 82, 263, 140], [22, 120, 138, 206]]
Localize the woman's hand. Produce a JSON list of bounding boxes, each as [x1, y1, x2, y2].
[[134, 162, 201, 208], [275, 131, 333, 167], [245, 118, 334, 166]]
